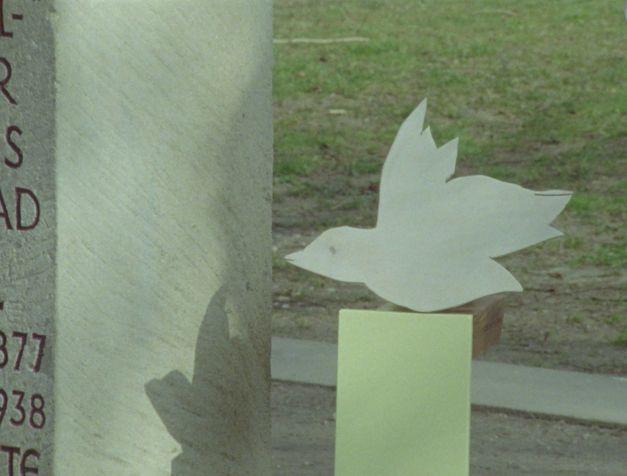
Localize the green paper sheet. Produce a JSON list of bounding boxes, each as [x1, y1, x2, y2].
[[335, 310, 472, 476]]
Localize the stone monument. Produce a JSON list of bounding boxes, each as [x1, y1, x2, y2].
[[0, 1, 273, 474]]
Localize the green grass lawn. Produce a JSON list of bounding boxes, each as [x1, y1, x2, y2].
[[273, 0, 626, 268]]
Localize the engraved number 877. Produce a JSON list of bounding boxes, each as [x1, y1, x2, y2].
[[0, 330, 47, 372]]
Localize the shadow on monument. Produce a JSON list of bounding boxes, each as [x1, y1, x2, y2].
[[141, 8, 272, 472], [145, 285, 265, 475]]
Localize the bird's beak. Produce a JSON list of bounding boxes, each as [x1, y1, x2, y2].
[[284, 250, 303, 264]]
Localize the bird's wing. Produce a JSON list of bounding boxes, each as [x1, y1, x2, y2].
[[362, 175, 572, 311], [377, 99, 458, 228], [441, 176, 572, 258], [364, 231, 522, 312]]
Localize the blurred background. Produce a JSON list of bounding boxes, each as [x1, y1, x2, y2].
[[272, 0, 626, 374]]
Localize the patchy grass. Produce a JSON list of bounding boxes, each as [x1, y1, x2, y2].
[[613, 329, 627, 347], [606, 314, 627, 327], [274, 0, 627, 267], [566, 315, 584, 325]]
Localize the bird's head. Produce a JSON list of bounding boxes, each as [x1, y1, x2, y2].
[[285, 226, 368, 283]]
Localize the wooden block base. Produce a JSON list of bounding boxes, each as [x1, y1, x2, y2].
[[379, 294, 505, 358]]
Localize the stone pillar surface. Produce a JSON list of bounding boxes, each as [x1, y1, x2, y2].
[[1, 1, 273, 474], [0, 0, 56, 474]]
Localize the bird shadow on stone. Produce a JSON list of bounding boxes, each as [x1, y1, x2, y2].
[[145, 285, 265, 475]]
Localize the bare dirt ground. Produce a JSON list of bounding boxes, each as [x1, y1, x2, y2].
[[272, 382, 627, 476], [270, 174, 627, 474]]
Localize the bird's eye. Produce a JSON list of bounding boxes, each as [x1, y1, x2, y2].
[[329, 246, 337, 255]]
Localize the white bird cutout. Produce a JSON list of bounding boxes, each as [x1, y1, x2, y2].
[[285, 100, 572, 312]]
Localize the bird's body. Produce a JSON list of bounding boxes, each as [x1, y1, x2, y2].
[[286, 100, 571, 312]]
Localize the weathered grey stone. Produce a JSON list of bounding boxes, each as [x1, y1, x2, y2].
[[0, 1, 56, 474], [1, 1, 272, 474]]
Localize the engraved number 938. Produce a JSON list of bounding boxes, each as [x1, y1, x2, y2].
[[0, 388, 46, 430]]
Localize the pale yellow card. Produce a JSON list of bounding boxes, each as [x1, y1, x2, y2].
[[335, 310, 472, 476]]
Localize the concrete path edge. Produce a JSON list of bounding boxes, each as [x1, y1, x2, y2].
[[271, 337, 627, 427]]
